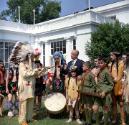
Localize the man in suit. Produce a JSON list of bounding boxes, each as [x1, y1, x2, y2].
[[66, 50, 84, 76]]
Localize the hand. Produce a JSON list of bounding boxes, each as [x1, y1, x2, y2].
[[64, 64, 67, 69], [50, 85, 52, 90], [118, 89, 123, 95], [114, 77, 117, 82], [100, 91, 105, 98], [77, 75, 82, 80], [6, 88, 9, 94], [78, 94, 80, 100]]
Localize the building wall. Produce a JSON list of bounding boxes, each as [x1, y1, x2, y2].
[[101, 8, 129, 24], [93, 0, 129, 24], [35, 23, 94, 65]]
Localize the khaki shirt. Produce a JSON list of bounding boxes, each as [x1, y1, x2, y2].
[[65, 77, 81, 101], [108, 61, 124, 96]]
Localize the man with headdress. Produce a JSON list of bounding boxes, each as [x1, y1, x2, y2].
[[9, 42, 46, 125], [51, 51, 66, 93]]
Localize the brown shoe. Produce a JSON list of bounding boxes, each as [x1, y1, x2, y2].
[[21, 121, 28, 125], [27, 119, 37, 123]]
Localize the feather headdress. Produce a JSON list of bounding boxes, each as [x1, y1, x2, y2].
[[9, 41, 34, 65]]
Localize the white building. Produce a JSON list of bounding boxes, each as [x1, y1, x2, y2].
[[0, 0, 129, 68]]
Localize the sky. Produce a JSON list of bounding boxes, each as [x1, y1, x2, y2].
[[0, 0, 123, 17]]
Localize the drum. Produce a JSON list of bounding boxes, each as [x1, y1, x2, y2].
[[44, 93, 66, 114]]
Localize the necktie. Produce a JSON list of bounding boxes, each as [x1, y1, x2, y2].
[[71, 60, 74, 66]]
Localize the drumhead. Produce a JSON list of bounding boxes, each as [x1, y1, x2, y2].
[[44, 93, 66, 114]]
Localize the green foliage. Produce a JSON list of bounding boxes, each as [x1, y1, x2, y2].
[[86, 21, 129, 60], [0, 0, 61, 24]]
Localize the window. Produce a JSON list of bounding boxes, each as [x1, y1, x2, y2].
[[51, 40, 66, 55], [43, 43, 45, 66], [109, 15, 116, 20], [0, 41, 15, 69], [73, 39, 76, 50]]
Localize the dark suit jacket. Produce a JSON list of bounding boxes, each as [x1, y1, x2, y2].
[[66, 59, 84, 76]]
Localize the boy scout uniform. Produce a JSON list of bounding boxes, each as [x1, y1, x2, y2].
[[80, 71, 96, 125], [95, 67, 113, 125]]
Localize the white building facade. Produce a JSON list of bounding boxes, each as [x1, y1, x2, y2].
[[0, 0, 129, 68]]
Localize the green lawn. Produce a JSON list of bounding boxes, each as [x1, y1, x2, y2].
[[0, 110, 80, 125], [1, 109, 129, 125], [1, 99, 129, 125], [0, 116, 79, 125]]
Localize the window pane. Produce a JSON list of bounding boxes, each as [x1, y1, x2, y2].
[[51, 48, 54, 55], [5, 49, 9, 62], [5, 42, 8, 49], [63, 48, 66, 53], [57, 42, 59, 48], [73, 39, 76, 50], [43, 44, 45, 55], [5, 63, 9, 69], [60, 41, 62, 51], [51, 42, 53, 48], [0, 49, 3, 59], [54, 42, 56, 49], [51, 40, 66, 55], [63, 40, 66, 47], [0, 42, 3, 48]]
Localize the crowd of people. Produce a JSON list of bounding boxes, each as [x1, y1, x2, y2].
[[0, 42, 129, 125]]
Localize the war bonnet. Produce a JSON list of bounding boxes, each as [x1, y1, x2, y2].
[[9, 41, 34, 65]]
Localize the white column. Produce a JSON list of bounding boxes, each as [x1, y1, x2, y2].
[[66, 38, 73, 63], [38, 42, 43, 63], [31, 40, 42, 61], [76, 34, 91, 61], [45, 41, 51, 66]]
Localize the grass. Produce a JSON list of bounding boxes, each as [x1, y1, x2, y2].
[[1, 98, 129, 125], [1, 108, 129, 125], [0, 109, 80, 125]]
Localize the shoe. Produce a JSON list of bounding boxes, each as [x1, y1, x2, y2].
[[101, 116, 111, 124], [13, 109, 18, 115], [85, 123, 92, 125], [21, 121, 28, 125], [66, 118, 72, 123], [112, 120, 116, 124], [8, 111, 14, 118], [0, 108, 2, 117], [76, 119, 83, 124], [27, 119, 37, 123], [121, 122, 126, 125]]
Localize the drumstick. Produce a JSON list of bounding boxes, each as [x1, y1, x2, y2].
[[36, 66, 54, 77], [44, 65, 55, 69]]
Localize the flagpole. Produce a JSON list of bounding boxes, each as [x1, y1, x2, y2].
[[88, 0, 91, 10], [33, 9, 35, 24], [18, 6, 21, 23]]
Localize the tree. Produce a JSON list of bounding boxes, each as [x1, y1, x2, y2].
[[0, 0, 61, 24], [86, 21, 129, 60]]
